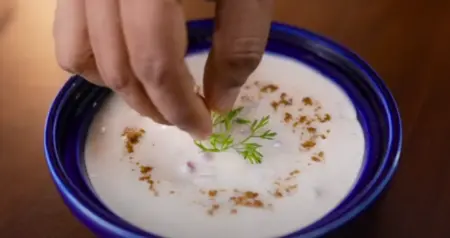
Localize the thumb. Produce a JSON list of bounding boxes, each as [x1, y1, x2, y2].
[[203, 47, 262, 112], [202, 0, 272, 112]]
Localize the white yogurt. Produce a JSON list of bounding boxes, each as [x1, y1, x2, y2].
[[84, 52, 365, 238]]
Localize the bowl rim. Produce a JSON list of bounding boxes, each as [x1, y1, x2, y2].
[[44, 19, 402, 238], [266, 22, 403, 237]]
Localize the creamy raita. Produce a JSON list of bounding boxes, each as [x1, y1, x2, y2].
[[84, 52, 365, 238]]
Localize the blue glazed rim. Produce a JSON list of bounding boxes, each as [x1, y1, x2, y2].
[[44, 19, 402, 238]]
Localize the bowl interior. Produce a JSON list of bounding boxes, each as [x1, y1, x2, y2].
[[44, 19, 401, 238]]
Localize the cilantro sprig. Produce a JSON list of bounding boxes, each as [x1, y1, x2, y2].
[[194, 107, 277, 164]]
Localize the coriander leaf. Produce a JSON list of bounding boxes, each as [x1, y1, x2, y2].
[[193, 106, 276, 164], [235, 118, 251, 125]]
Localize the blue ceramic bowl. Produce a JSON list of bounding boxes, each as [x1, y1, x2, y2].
[[44, 19, 402, 238]]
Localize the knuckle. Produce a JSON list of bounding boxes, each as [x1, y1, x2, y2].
[[54, 39, 90, 74], [133, 59, 173, 88], [215, 37, 265, 87], [104, 72, 131, 92], [224, 52, 262, 87], [170, 109, 196, 130], [172, 111, 191, 126], [222, 37, 265, 71], [223, 51, 263, 72], [56, 53, 84, 74]]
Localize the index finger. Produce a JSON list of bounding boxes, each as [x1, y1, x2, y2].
[[119, 0, 212, 139], [53, 0, 103, 86]]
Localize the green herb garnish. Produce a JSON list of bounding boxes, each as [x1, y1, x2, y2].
[[194, 107, 277, 164]]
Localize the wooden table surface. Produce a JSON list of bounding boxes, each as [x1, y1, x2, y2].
[[1, 0, 449, 237]]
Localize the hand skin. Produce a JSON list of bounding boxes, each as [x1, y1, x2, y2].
[[53, 0, 273, 139], [0, 0, 14, 32]]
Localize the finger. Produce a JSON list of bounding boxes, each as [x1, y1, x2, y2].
[[85, 0, 169, 124], [120, 0, 212, 139], [53, 0, 103, 86], [80, 59, 104, 87], [204, 0, 273, 112]]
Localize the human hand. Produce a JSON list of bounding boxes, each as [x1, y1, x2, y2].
[[0, 0, 14, 32], [54, 0, 273, 139]]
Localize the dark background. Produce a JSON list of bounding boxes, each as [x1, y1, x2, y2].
[[1, 0, 449, 237]]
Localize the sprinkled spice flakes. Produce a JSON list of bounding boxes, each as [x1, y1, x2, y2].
[[241, 86, 332, 164], [208, 190, 218, 198], [307, 127, 317, 134], [271, 92, 294, 111], [204, 189, 266, 214], [260, 84, 279, 93], [140, 166, 153, 174], [301, 140, 316, 149], [207, 204, 220, 216], [120, 81, 333, 218], [289, 169, 301, 177], [199, 172, 305, 216], [261, 90, 332, 152], [284, 112, 293, 123], [272, 169, 301, 198], [230, 191, 264, 208], [122, 127, 146, 153], [293, 116, 308, 127], [311, 151, 325, 162], [138, 165, 159, 196], [317, 113, 332, 123], [133, 164, 299, 216], [302, 97, 313, 106], [311, 156, 321, 162]]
